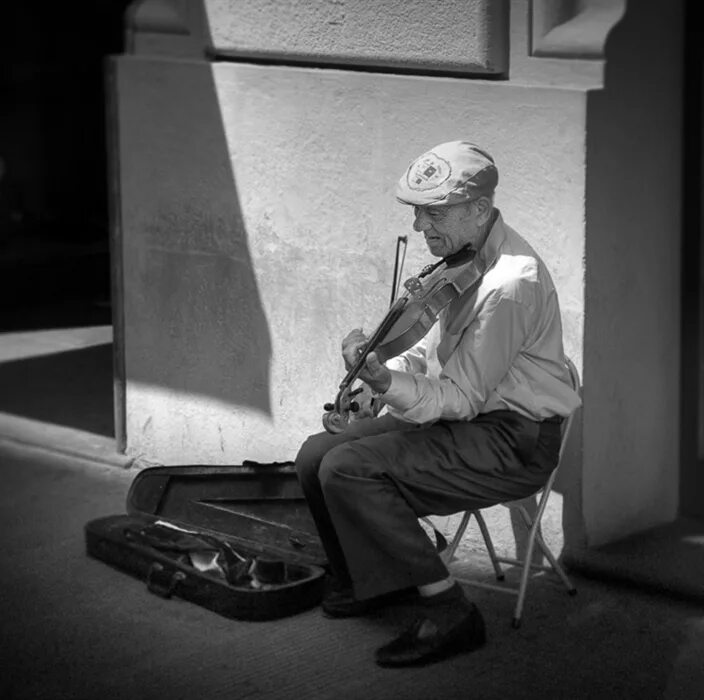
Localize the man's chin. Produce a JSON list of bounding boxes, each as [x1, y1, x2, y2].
[[425, 243, 447, 257]]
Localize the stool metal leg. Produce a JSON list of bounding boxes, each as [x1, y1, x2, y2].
[[512, 510, 542, 628], [472, 510, 505, 581], [534, 531, 577, 595], [442, 511, 472, 564]]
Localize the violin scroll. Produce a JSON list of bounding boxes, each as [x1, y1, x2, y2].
[[321, 409, 348, 434], [322, 385, 362, 434], [322, 383, 383, 434]]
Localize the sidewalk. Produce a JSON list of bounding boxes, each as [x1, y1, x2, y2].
[[1, 319, 703, 698], [2, 438, 704, 700]]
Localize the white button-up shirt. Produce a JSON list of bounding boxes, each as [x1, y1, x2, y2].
[[381, 212, 581, 424]]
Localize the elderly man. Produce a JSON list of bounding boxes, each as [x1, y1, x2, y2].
[[295, 141, 581, 667]]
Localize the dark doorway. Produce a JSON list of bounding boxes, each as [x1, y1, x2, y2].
[[0, 1, 131, 436]]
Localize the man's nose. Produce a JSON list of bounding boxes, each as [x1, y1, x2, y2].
[[413, 210, 432, 232]]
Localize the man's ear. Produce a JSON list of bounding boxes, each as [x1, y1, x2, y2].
[[474, 196, 493, 224]]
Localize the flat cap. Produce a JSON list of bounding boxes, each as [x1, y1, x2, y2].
[[395, 140, 498, 206]]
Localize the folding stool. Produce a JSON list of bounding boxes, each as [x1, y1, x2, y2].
[[424, 357, 580, 628]]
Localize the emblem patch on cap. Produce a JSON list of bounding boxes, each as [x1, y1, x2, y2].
[[406, 152, 451, 192]]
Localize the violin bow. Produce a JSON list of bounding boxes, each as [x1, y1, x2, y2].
[[389, 235, 408, 308]]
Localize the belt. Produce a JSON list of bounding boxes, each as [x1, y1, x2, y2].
[[475, 410, 563, 425]]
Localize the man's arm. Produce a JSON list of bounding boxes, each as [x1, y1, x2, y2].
[[381, 291, 533, 423]]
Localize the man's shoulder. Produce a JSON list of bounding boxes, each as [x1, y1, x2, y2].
[[499, 221, 544, 259], [485, 224, 554, 302], [476, 214, 555, 304], [483, 255, 539, 303]]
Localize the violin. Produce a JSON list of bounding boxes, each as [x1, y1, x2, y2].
[[322, 245, 486, 434]]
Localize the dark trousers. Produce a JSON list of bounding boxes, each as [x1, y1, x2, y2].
[[294, 410, 562, 600]]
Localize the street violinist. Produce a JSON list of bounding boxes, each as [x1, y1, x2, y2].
[[295, 140, 581, 667]]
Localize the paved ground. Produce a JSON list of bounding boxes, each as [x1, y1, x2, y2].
[[1, 438, 704, 700]]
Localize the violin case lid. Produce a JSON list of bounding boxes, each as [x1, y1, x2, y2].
[[124, 462, 325, 566], [84, 462, 327, 621]]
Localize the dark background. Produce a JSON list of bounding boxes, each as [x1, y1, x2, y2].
[[0, 1, 131, 330]]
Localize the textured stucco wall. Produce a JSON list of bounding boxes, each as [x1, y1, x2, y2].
[[204, 0, 508, 74], [117, 58, 586, 466]]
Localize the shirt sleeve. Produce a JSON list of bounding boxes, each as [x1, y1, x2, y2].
[[383, 336, 428, 375], [381, 291, 533, 423]]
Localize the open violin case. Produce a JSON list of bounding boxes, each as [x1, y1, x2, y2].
[[84, 461, 327, 621]]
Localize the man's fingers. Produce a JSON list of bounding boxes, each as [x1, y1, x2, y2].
[[364, 352, 391, 394], [366, 351, 381, 373], [342, 329, 367, 353]]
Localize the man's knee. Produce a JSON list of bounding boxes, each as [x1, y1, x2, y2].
[[295, 431, 338, 486], [318, 442, 377, 492]]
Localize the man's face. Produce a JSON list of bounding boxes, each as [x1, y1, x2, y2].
[[412, 201, 480, 258]]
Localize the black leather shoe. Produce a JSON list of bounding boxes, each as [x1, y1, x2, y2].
[[374, 602, 486, 667], [322, 586, 419, 619]]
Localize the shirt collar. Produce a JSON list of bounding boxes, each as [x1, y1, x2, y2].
[[475, 208, 507, 272]]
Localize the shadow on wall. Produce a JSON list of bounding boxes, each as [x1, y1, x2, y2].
[[120, 62, 272, 417]]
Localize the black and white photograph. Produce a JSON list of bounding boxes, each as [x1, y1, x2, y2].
[[1, 1, 702, 698]]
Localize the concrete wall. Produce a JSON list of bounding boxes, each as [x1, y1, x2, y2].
[[114, 0, 683, 549]]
